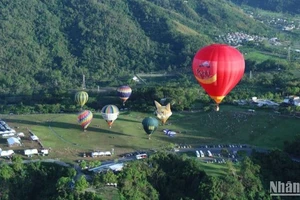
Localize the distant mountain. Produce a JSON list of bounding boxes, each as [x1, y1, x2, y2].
[[229, 0, 299, 14], [0, 0, 272, 95]]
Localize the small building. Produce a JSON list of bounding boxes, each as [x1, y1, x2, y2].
[[30, 135, 39, 141], [109, 163, 124, 172], [0, 150, 14, 157], [91, 151, 111, 157], [40, 149, 49, 156], [283, 96, 300, 106], [24, 149, 38, 157], [132, 76, 140, 82], [7, 137, 21, 147], [17, 132, 25, 137]]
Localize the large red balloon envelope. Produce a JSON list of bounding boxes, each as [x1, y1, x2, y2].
[[192, 44, 245, 110]]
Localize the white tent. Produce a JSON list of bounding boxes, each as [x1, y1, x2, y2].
[[0, 150, 14, 157], [24, 149, 38, 156], [91, 151, 111, 157], [17, 132, 25, 137], [40, 149, 49, 155], [7, 137, 21, 147]]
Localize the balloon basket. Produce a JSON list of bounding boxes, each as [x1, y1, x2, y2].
[[215, 104, 220, 112]]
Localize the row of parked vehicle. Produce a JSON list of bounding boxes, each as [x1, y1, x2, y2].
[[176, 144, 192, 149], [120, 151, 147, 158], [196, 150, 212, 158], [198, 144, 248, 149]]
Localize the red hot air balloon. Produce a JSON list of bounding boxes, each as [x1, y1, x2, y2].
[[192, 44, 245, 111]]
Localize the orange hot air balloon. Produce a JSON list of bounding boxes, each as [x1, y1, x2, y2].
[[192, 44, 245, 111]]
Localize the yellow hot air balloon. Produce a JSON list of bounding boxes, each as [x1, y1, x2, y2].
[[75, 91, 89, 109]]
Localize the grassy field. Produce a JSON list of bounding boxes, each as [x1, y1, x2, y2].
[[1, 105, 299, 162]]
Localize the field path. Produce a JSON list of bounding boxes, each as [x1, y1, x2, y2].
[[48, 125, 88, 149]]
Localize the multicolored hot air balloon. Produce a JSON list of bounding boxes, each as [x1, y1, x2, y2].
[[192, 44, 245, 111], [117, 85, 132, 106], [154, 101, 172, 125], [77, 110, 93, 131], [75, 91, 89, 109], [101, 105, 119, 128], [142, 117, 159, 140]]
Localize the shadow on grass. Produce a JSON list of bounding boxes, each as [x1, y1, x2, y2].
[[4, 118, 130, 136]]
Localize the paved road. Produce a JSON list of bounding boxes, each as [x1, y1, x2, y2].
[[4, 144, 297, 176], [87, 145, 271, 173]]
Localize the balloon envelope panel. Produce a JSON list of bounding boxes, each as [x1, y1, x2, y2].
[[142, 117, 159, 135], [101, 105, 119, 121], [75, 91, 89, 107], [117, 85, 132, 101], [192, 44, 245, 104], [78, 110, 93, 129]]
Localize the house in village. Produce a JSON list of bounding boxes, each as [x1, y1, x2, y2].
[[251, 97, 279, 107], [283, 96, 300, 106]]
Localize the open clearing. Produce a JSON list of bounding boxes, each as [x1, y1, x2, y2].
[[1, 105, 299, 162]]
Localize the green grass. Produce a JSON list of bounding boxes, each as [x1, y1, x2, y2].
[[243, 50, 285, 62], [178, 152, 235, 177], [1, 106, 299, 162], [198, 161, 233, 177], [291, 69, 300, 78]]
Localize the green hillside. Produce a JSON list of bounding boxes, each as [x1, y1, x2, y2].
[[230, 0, 299, 14], [0, 0, 272, 95]]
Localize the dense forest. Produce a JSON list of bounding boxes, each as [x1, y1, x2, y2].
[[1, 143, 300, 200], [1, 0, 300, 114], [230, 0, 300, 14], [0, 0, 272, 96]]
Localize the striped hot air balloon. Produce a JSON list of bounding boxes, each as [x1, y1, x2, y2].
[[101, 105, 119, 128], [75, 91, 89, 109], [77, 110, 93, 130], [117, 85, 132, 106]]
